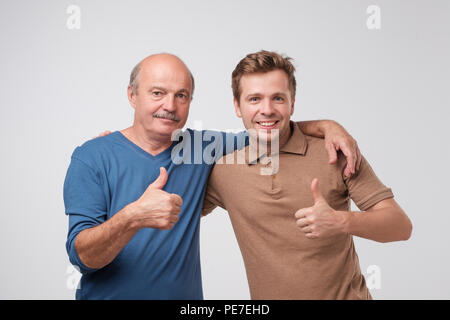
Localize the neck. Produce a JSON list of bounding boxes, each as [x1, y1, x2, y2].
[[249, 124, 292, 157], [121, 125, 174, 156]]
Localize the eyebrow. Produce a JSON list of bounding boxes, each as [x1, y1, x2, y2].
[[149, 86, 190, 96], [245, 92, 262, 98], [271, 92, 288, 97], [245, 92, 288, 98], [149, 86, 167, 92], [177, 88, 190, 94]]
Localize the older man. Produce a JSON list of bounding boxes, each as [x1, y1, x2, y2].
[[202, 50, 412, 299], [64, 53, 361, 299]]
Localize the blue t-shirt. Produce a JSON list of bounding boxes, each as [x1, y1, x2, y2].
[[63, 129, 247, 300]]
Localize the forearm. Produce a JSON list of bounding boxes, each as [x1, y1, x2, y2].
[[340, 207, 412, 243], [297, 120, 337, 138], [75, 204, 140, 269]]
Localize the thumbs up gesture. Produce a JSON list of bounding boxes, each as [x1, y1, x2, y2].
[[294, 178, 346, 239], [129, 167, 183, 230]]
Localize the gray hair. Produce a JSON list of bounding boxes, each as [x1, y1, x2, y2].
[[129, 62, 141, 95], [129, 59, 195, 99]]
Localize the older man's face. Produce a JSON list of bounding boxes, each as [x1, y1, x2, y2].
[[128, 55, 192, 139]]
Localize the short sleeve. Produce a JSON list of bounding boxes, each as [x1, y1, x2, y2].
[[344, 155, 394, 211], [63, 156, 107, 274], [201, 168, 226, 216]]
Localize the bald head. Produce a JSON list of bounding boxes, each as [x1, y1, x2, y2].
[[129, 53, 195, 98]]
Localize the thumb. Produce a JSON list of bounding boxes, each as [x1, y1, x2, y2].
[[149, 167, 168, 190], [311, 178, 324, 203]]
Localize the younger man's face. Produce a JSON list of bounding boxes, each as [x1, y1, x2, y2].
[[234, 69, 295, 145]]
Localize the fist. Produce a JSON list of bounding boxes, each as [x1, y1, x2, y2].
[[132, 167, 183, 230]]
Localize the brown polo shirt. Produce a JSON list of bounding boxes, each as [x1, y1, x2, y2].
[[202, 121, 394, 300]]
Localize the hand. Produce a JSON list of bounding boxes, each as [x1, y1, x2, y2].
[[294, 178, 346, 239], [129, 167, 183, 230], [323, 121, 361, 178], [93, 130, 112, 139]]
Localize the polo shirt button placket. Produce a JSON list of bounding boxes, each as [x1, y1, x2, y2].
[[266, 159, 282, 196]]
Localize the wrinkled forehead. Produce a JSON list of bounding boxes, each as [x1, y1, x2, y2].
[[139, 60, 192, 92]]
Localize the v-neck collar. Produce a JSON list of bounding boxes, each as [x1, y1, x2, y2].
[[113, 131, 176, 161]]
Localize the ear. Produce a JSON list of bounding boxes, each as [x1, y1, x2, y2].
[[234, 98, 242, 118], [127, 85, 137, 109]]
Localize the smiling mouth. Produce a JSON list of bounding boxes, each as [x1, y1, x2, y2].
[[256, 120, 279, 128], [158, 117, 179, 122]]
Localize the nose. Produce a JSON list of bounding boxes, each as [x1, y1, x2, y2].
[[259, 98, 275, 116], [163, 94, 176, 112]]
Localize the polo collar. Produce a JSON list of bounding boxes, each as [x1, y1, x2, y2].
[[246, 121, 308, 165]]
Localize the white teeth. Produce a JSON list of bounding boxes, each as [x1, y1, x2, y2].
[[259, 121, 276, 127]]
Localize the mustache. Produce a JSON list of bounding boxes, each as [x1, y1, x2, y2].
[[153, 112, 180, 122]]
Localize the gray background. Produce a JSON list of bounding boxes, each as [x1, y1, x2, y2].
[[0, 0, 449, 299]]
